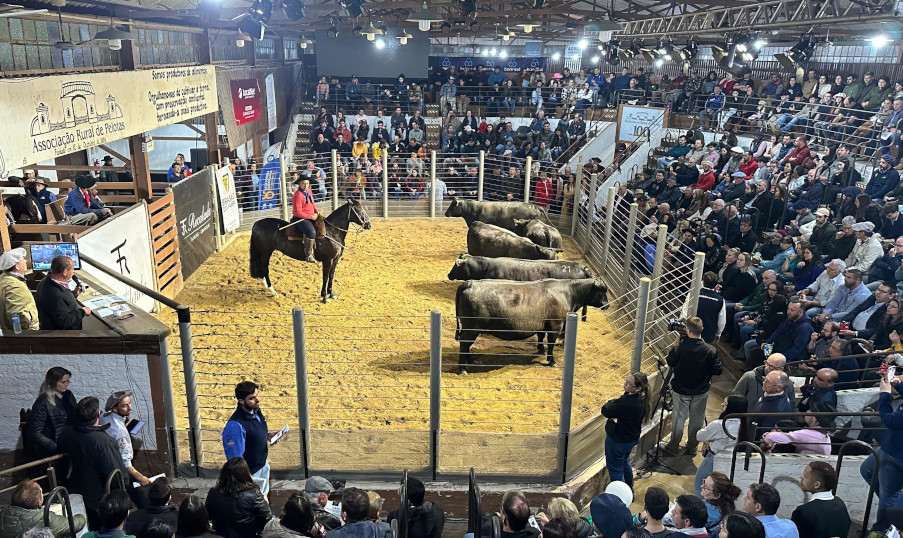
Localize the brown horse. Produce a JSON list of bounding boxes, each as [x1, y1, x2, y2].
[[249, 199, 372, 302]]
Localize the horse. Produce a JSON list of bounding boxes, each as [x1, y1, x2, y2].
[[249, 198, 372, 302]]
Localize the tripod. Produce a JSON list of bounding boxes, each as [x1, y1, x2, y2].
[[636, 357, 681, 477]]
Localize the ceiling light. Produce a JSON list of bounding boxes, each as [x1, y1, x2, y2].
[[440, 21, 452, 33], [482, 48, 489, 56], [552, 52, 561, 60], [754, 39, 767, 49], [374, 37, 385, 48], [871, 34, 892, 47], [499, 50, 507, 58], [395, 29, 413, 44], [107, 38, 121, 50], [236, 0, 271, 41], [517, 21, 538, 33], [299, 36, 313, 48], [236, 32, 251, 47], [489, 48, 496, 55], [591, 55, 599, 63], [578, 39, 588, 49], [361, 21, 384, 40], [327, 25, 339, 38], [407, 2, 443, 32], [93, 26, 133, 42]]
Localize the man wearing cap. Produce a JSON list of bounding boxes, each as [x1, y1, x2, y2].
[[846, 222, 884, 273], [99, 390, 151, 487], [722, 172, 749, 203], [0, 248, 38, 331], [36, 255, 90, 331], [590, 491, 633, 538], [866, 155, 901, 202], [809, 208, 837, 252], [303, 476, 341, 531], [63, 175, 111, 226]]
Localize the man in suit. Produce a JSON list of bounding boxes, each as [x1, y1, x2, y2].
[[36, 256, 90, 330], [63, 175, 111, 226]]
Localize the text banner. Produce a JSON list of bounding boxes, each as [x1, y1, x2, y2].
[[231, 78, 261, 126], [172, 168, 216, 279]]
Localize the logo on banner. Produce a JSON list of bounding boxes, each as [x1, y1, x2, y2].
[[30, 80, 125, 150], [258, 156, 280, 211], [508, 59, 517, 67], [486, 59, 495, 67], [231, 79, 261, 126], [464, 57, 473, 67], [442, 57, 451, 68], [530, 59, 540, 67]]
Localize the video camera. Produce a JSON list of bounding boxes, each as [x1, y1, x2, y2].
[[668, 317, 686, 332]]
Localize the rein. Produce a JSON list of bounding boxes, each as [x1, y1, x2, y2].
[[324, 202, 369, 249]]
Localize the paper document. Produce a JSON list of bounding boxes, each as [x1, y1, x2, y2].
[[133, 472, 166, 488], [270, 424, 289, 445]]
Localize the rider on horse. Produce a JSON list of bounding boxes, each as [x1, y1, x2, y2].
[[291, 174, 319, 263]]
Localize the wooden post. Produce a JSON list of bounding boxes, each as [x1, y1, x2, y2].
[[0, 189, 10, 252], [245, 39, 257, 67], [204, 113, 220, 169], [129, 134, 153, 202]]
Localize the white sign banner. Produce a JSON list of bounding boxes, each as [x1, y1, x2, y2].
[[0, 65, 217, 175], [564, 45, 582, 73], [617, 105, 668, 143], [265, 73, 277, 133], [215, 165, 241, 233], [77, 203, 156, 312]]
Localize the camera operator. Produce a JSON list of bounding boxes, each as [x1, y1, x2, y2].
[[661, 317, 723, 457]]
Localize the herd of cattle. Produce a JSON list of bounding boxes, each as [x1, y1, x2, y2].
[[444, 198, 609, 369]]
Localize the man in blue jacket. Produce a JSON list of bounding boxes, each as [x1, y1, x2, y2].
[[63, 175, 111, 226], [859, 373, 903, 531], [751, 300, 814, 369], [866, 155, 901, 202], [698, 86, 725, 131], [223, 381, 280, 496]]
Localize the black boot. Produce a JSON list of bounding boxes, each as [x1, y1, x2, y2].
[[303, 237, 317, 263]]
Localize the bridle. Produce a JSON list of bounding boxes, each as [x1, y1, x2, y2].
[[324, 201, 370, 248]]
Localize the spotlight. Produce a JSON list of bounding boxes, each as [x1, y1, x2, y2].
[[871, 34, 892, 47], [282, 0, 305, 21], [461, 0, 477, 17], [654, 58, 664, 67], [482, 48, 489, 56], [774, 32, 815, 70], [341, 0, 364, 18], [440, 21, 452, 33], [552, 52, 561, 60], [374, 37, 385, 48], [327, 25, 339, 38], [299, 36, 313, 48], [754, 38, 767, 49], [499, 50, 507, 58], [591, 55, 599, 63], [237, 0, 271, 41], [489, 48, 496, 55], [352, 25, 363, 38], [578, 38, 588, 49], [361, 21, 384, 40]]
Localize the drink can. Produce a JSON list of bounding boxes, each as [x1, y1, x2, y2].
[[763, 343, 773, 356]]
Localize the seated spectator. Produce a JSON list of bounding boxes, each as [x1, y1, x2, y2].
[[820, 338, 862, 389], [720, 512, 767, 538], [539, 519, 577, 538], [0, 247, 38, 331], [175, 495, 216, 538], [797, 368, 838, 412], [263, 492, 319, 538], [125, 477, 178, 535], [0, 479, 87, 538], [790, 462, 851, 538], [751, 371, 793, 440], [798, 259, 846, 318], [750, 300, 813, 368], [387, 476, 444, 538], [638, 487, 670, 538], [733, 354, 795, 410], [845, 222, 883, 273], [659, 136, 691, 170], [589, 491, 632, 538], [56, 396, 128, 530], [742, 483, 799, 538], [327, 488, 386, 538], [694, 396, 748, 495], [27, 366, 76, 459], [63, 175, 112, 226], [813, 269, 870, 325], [669, 495, 709, 537], [762, 411, 832, 455], [699, 472, 742, 531], [36, 255, 91, 330], [536, 498, 592, 538], [206, 458, 272, 538], [137, 521, 175, 538], [83, 490, 134, 538]]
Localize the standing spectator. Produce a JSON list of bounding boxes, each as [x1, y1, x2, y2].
[[791, 462, 851, 538], [326, 488, 384, 538], [859, 372, 903, 531], [743, 483, 799, 538], [534, 172, 555, 210], [125, 477, 178, 535], [0, 247, 39, 331], [387, 476, 445, 538], [263, 493, 318, 538], [662, 317, 722, 456], [206, 458, 272, 538], [601, 372, 649, 488], [36, 255, 91, 330], [0, 479, 87, 538], [694, 396, 747, 496], [82, 491, 133, 538], [222, 381, 279, 496], [682, 272, 726, 344], [56, 396, 129, 530], [100, 390, 151, 487], [26, 367, 76, 459], [303, 477, 341, 532]]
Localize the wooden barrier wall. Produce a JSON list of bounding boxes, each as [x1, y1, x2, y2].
[[148, 193, 184, 299]]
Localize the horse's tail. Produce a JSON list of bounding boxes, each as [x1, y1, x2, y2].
[[249, 219, 280, 279]]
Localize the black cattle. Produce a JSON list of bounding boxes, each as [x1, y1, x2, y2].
[[447, 254, 592, 281], [454, 278, 609, 367], [511, 218, 562, 249], [467, 221, 560, 260], [445, 197, 546, 230]]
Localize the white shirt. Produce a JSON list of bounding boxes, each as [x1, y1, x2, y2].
[[99, 412, 133, 468], [809, 491, 835, 501]]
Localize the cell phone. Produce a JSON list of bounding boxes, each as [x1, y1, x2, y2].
[[128, 420, 146, 435], [528, 516, 541, 531], [888, 365, 896, 383]]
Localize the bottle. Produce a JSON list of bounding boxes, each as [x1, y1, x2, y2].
[[12, 312, 21, 335]]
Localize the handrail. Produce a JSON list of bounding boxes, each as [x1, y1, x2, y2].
[[729, 441, 768, 484], [43, 486, 77, 538], [836, 440, 878, 538], [105, 468, 126, 494], [79, 253, 184, 311], [398, 470, 408, 538], [0, 454, 67, 478], [468, 468, 483, 538], [721, 411, 883, 440]]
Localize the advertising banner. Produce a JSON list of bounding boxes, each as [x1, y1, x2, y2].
[[215, 165, 241, 233], [265, 73, 277, 133], [172, 169, 216, 279], [258, 156, 280, 211], [616, 105, 668, 143], [428, 56, 548, 73], [77, 203, 156, 312], [0, 65, 217, 175], [231, 79, 261, 126]]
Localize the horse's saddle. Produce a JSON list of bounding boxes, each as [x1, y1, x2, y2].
[[286, 214, 327, 241]]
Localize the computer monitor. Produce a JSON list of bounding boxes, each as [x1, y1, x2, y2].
[[29, 243, 81, 271]]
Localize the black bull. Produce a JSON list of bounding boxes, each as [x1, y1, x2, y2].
[[454, 278, 609, 367], [444, 197, 548, 230], [466, 222, 561, 260]]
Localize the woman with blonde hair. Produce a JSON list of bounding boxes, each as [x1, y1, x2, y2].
[[27, 367, 77, 458]]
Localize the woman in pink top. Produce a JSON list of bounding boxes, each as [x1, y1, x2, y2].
[[762, 413, 831, 455]]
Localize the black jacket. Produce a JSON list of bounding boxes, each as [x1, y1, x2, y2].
[[125, 504, 179, 536], [387, 500, 445, 538], [666, 337, 722, 395], [27, 391, 77, 458], [601, 392, 644, 443], [313, 506, 341, 532], [206, 487, 272, 538], [839, 296, 886, 338], [56, 423, 129, 510], [36, 276, 85, 330], [721, 272, 756, 302]]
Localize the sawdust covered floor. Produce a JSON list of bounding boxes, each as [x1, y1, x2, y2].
[[157, 218, 635, 471]]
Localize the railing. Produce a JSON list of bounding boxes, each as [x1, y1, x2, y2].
[[0, 454, 67, 495], [43, 486, 78, 538]]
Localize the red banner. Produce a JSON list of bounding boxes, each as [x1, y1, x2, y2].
[[231, 79, 261, 125]]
